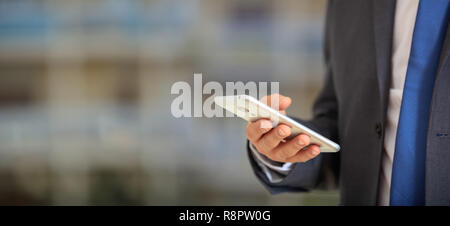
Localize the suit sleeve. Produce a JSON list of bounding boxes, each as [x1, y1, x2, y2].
[[247, 0, 340, 194]]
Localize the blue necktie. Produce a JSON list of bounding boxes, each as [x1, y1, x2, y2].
[[390, 0, 450, 206]]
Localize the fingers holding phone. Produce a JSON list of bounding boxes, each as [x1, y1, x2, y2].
[[246, 94, 321, 163]]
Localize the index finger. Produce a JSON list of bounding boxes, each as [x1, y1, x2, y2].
[[246, 119, 273, 143]]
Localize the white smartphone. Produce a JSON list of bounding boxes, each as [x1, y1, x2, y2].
[[214, 95, 340, 153]]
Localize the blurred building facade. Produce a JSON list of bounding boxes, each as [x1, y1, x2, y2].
[[0, 0, 338, 205]]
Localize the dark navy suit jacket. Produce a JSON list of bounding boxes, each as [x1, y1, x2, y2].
[[248, 0, 450, 205]]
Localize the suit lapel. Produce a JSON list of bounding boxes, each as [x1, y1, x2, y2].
[[437, 22, 450, 74], [373, 0, 396, 123]]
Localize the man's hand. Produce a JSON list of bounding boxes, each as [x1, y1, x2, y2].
[[246, 94, 321, 163]]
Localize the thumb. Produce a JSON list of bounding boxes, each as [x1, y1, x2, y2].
[[261, 94, 292, 112]]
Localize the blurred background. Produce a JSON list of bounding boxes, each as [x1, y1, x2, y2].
[[0, 0, 338, 205]]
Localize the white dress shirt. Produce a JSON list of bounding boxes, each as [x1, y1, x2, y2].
[[250, 0, 419, 206], [378, 0, 419, 206]]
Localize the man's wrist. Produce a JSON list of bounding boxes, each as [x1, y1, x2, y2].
[[249, 143, 294, 175]]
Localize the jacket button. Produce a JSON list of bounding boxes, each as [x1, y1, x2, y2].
[[375, 122, 382, 139]]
